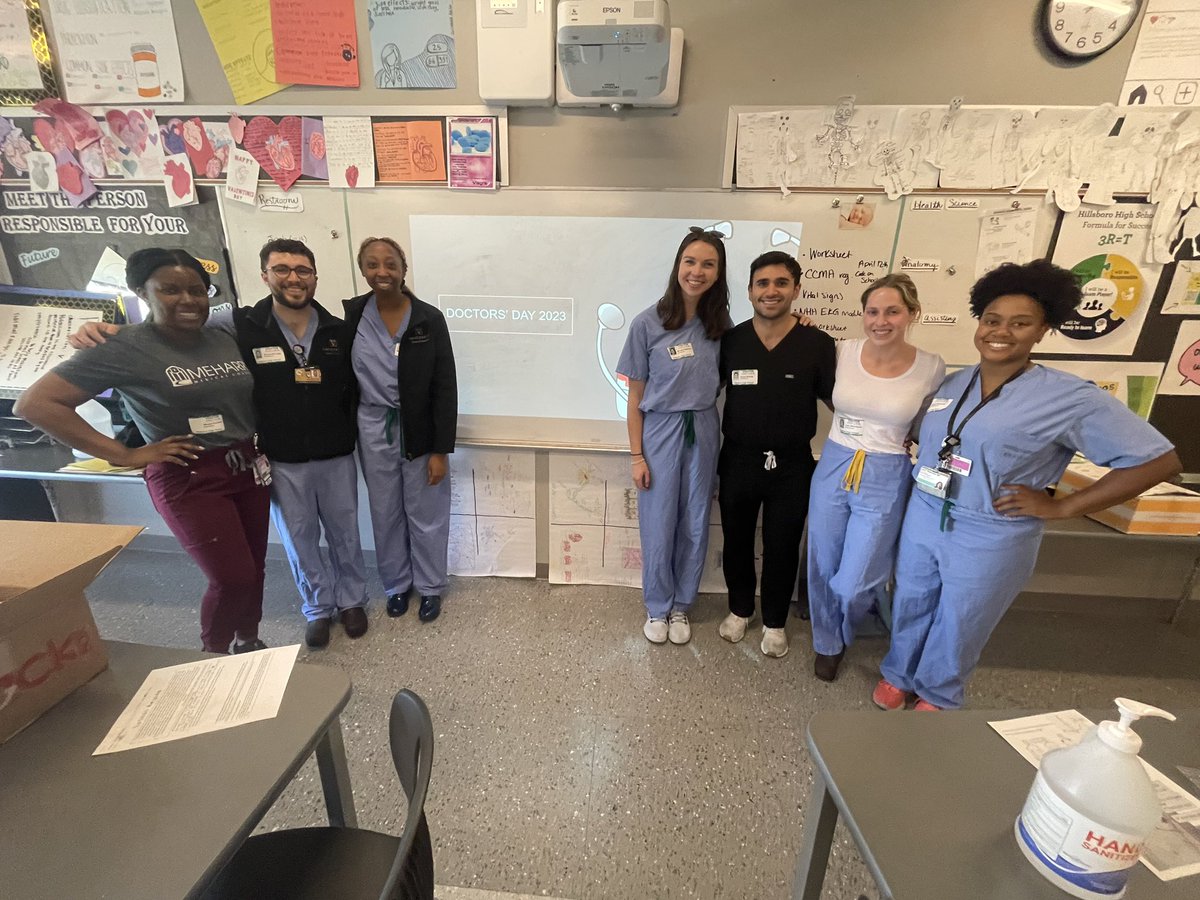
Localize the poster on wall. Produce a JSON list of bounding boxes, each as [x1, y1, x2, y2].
[[0, 0, 45, 92], [1121, 0, 1200, 106], [49, 0, 184, 104], [367, 0, 456, 89], [1158, 320, 1200, 397], [1162, 260, 1200, 314], [0, 185, 233, 302], [1040, 203, 1162, 356]]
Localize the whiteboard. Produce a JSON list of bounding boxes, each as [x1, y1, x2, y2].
[[217, 185, 1059, 447]]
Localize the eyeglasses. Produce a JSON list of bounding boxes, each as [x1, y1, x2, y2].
[[266, 265, 316, 278]]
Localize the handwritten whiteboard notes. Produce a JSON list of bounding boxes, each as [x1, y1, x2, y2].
[[448, 447, 535, 577]]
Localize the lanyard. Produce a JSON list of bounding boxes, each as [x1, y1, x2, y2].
[[940, 365, 1026, 461], [290, 343, 308, 366]]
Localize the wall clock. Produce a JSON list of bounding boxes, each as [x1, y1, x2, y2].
[[1041, 0, 1143, 59]]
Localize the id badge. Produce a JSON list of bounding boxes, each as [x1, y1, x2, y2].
[[187, 414, 224, 434], [668, 342, 695, 360], [838, 415, 864, 436], [731, 369, 758, 386], [915, 465, 951, 499], [252, 453, 272, 486], [252, 346, 286, 364], [945, 454, 972, 477], [294, 366, 322, 384]]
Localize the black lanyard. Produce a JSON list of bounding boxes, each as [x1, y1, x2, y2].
[[939, 365, 1026, 461]]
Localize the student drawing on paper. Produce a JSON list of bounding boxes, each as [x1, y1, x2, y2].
[[1169, 204, 1200, 260], [927, 96, 963, 169], [376, 34, 457, 89], [814, 96, 863, 183], [868, 140, 915, 199], [999, 112, 1027, 187], [375, 44, 408, 88], [899, 110, 933, 180]]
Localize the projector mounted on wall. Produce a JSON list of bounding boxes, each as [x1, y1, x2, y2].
[[556, 0, 682, 110]]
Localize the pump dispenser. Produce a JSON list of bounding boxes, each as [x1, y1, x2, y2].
[[1015, 698, 1175, 899]]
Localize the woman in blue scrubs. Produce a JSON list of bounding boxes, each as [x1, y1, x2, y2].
[[617, 228, 732, 645], [343, 237, 457, 624], [875, 260, 1180, 711], [807, 274, 945, 681]]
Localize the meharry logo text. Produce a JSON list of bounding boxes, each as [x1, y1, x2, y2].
[[165, 360, 249, 387]]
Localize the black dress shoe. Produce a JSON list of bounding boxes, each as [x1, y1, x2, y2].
[[814, 649, 845, 682], [386, 588, 412, 617], [232, 638, 268, 654], [340, 606, 369, 638], [305, 617, 332, 649], [418, 595, 441, 622]]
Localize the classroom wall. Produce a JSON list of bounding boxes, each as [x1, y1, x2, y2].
[[40, 1, 1142, 189]]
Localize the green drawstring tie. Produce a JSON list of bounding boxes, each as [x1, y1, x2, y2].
[[384, 407, 399, 448], [682, 410, 696, 448], [940, 498, 955, 532]]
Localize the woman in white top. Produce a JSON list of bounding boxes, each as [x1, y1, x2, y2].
[[806, 274, 945, 681]]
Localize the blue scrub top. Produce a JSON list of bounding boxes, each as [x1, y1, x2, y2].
[[352, 295, 410, 407], [914, 365, 1175, 522], [616, 305, 721, 413], [273, 307, 317, 364]]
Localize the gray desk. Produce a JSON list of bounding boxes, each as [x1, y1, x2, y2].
[[793, 709, 1200, 900], [0, 641, 356, 900]]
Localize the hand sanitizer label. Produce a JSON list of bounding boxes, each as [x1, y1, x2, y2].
[[1017, 772, 1144, 895]]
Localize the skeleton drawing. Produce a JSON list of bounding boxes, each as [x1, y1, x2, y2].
[[814, 95, 863, 183]]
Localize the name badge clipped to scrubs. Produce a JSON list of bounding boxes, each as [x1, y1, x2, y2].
[[252, 453, 272, 486], [253, 346, 287, 364], [731, 369, 758, 386], [916, 465, 951, 499], [294, 367, 322, 384], [668, 342, 694, 360], [838, 415, 864, 436], [188, 414, 224, 434]]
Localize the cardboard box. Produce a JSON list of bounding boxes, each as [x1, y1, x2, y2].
[[1056, 462, 1200, 536], [0, 521, 141, 744]]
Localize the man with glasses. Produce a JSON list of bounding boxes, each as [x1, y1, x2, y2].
[[70, 239, 369, 649]]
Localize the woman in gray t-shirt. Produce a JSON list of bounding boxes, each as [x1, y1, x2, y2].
[[15, 248, 271, 655]]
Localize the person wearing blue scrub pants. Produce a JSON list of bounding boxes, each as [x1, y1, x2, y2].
[[807, 274, 945, 681], [874, 260, 1181, 711], [344, 237, 457, 624], [617, 227, 732, 646]]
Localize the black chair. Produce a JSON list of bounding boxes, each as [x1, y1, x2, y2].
[[203, 690, 435, 900]]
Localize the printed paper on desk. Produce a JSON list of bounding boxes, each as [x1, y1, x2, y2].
[[372, 120, 446, 183], [94, 645, 301, 754], [270, 0, 359, 87], [324, 116, 375, 189], [196, 0, 289, 105]]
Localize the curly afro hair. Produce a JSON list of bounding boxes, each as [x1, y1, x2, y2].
[[968, 259, 1080, 329]]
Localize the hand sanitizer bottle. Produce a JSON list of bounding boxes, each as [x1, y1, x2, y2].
[[1015, 698, 1175, 899]]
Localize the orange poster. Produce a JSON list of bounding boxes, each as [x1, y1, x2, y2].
[[372, 120, 446, 183], [270, 0, 360, 87]]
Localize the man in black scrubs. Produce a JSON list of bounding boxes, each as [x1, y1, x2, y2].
[[717, 251, 836, 658]]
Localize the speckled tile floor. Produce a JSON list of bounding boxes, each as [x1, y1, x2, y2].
[[86, 542, 1200, 900]]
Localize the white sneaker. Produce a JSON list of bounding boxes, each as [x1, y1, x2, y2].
[[667, 611, 691, 645], [761, 626, 789, 658], [718, 612, 750, 643], [643, 617, 669, 644]]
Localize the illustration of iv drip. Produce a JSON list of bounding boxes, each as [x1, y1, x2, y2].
[[596, 221, 735, 418]]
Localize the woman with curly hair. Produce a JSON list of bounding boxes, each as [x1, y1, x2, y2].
[[617, 227, 732, 645], [873, 259, 1180, 711]]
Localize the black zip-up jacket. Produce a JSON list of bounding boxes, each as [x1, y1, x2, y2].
[[342, 290, 457, 459], [233, 296, 357, 463]]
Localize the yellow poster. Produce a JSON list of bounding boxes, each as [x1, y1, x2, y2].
[[196, 0, 289, 105]]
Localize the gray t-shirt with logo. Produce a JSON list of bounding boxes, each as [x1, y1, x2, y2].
[[53, 323, 255, 449]]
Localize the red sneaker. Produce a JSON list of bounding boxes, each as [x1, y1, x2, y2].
[[872, 679, 909, 711], [913, 698, 942, 711]]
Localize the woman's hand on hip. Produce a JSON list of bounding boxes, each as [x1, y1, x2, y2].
[[993, 483, 1064, 519], [122, 435, 202, 468], [427, 453, 448, 486]]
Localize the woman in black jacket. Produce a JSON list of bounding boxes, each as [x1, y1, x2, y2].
[[344, 237, 457, 624]]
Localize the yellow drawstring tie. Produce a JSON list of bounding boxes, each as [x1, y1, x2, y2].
[[841, 449, 866, 493]]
